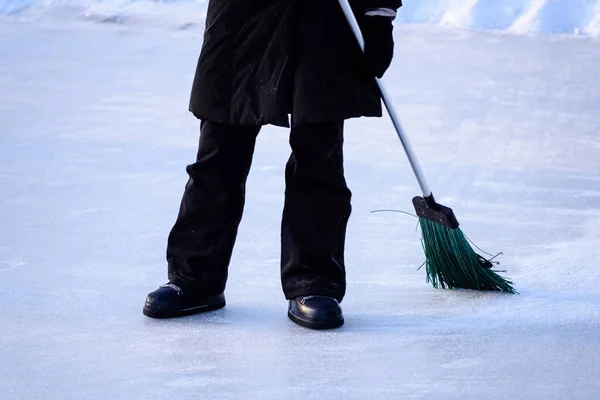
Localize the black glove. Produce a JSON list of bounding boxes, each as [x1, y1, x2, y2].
[[360, 15, 394, 78]]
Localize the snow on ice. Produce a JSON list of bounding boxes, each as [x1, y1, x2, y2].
[[1, 1, 600, 399]]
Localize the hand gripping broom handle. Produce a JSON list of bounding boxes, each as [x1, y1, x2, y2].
[[338, 0, 432, 199]]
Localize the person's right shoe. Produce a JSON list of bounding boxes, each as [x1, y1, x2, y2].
[[143, 283, 225, 319]]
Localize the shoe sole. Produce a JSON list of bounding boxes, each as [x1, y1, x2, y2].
[[143, 301, 225, 319], [287, 310, 344, 330]]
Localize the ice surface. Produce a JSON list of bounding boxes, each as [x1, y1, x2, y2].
[[1, 14, 600, 400]]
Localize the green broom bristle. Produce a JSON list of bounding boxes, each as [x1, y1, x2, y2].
[[418, 217, 517, 294]]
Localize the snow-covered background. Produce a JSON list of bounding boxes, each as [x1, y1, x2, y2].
[[1, 1, 600, 399], [1, 0, 600, 35]]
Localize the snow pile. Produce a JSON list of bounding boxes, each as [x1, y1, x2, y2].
[[397, 0, 600, 36], [1, 0, 600, 36], [0, 0, 209, 27]]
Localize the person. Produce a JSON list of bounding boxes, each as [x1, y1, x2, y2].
[[143, 0, 402, 330]]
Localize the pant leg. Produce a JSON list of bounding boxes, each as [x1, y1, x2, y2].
[[167, 120, 260, 294], [281, 120, 351, 302]]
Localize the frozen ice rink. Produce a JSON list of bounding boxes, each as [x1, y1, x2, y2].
[[1, 1, 600, 399]]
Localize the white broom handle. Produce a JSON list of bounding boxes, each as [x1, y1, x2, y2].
[[337, 0, 432, 198]]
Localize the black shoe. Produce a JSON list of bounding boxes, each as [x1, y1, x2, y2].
[[143, 283, 225, 319], [288, 296, 344, 330]]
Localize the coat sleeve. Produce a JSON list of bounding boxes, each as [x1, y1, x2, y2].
[[350, 0, 402, 12]]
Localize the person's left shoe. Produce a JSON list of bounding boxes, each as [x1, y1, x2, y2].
[[288, 296, 344, 330]]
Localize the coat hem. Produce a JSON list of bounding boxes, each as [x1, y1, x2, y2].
[[189, 109, 290, 128], [190, 109, 383, 129]]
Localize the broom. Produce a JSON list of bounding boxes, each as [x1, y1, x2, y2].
[[338, 0, 516, 293]]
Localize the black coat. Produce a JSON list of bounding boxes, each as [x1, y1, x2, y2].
[[189, 0, 401, 127]]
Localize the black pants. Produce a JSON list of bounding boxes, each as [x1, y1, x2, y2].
[[167, 120, 351, 302]]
